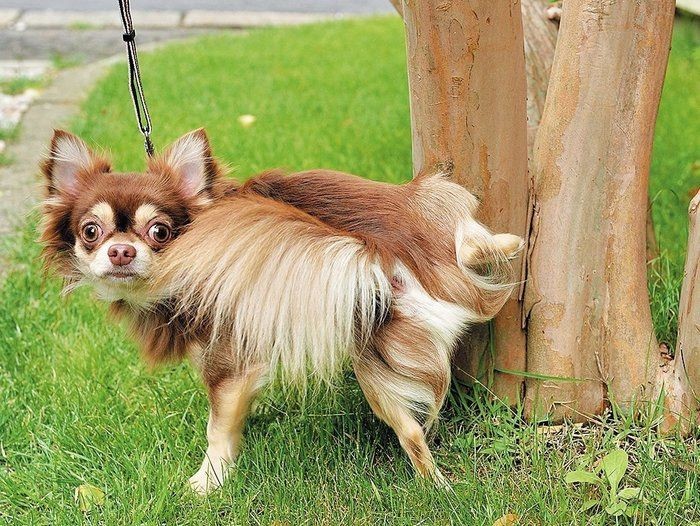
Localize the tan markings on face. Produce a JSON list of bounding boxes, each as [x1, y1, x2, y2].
[[74, 242, 93, 269], [134, 203, 160, 230], [89, 202, 115, 230], [73, 231, 157, 306]]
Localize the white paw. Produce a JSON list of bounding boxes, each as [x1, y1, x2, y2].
[[431, 467, 453, 491], [188, 464, 224, 496], [493, 233, 525, 259]]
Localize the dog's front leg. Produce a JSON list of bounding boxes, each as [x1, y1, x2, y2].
[[189, 367, 265, 495]]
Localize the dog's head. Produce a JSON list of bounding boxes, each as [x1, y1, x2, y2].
[[40, 128, 224, 305]]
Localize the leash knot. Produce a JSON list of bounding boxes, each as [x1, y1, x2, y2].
[[118, 0, 154, 156]]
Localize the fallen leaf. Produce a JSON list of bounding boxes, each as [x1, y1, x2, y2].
[[74, 483, 105, 512], [237, 114, 257, 128], [493, 513, 519, 526]]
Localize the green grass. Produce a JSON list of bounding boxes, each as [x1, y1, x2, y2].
[[0, 77, 45, 96], [649, 17, 700, 346], [651, 17, 700, 258], [1, 16, 699, 525]]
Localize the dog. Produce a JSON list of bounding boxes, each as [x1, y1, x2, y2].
[[40, 128, 523, 494]]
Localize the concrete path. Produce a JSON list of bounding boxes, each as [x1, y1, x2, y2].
[[677, 0, 700, 15], [0, 7, 395, 61], [0, 1, 392, 13], [0, 10, 347, 29], [0, 28, 219, 61], [0, 59, 111, 243]]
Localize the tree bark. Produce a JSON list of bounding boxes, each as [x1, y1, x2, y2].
[[659, 192, 700, 433], [454, 0, 558, 400], [399, 0, 529, 403], [524, 0, 676, 421], [521, 0, 558, 156]]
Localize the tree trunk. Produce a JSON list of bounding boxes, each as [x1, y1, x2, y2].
[[659, 192, 700, 433], [399, 0, 529, 403], [453, 0, 558, 400], [521, 0, 559, 156], [524, 0, 676, 421]]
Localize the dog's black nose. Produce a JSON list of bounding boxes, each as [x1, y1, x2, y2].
[[108, 244, 136, 266]]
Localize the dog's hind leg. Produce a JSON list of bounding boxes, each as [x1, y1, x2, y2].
[[353, 314, 454, 486], [189, 366, 266, 495]]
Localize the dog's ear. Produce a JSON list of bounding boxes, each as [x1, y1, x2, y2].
[[156, 128, 221, 199], [43, 130, 111, 197]]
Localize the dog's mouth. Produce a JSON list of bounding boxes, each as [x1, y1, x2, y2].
[[103, 269, 140, 282]]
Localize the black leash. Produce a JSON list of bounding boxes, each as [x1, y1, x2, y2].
[[118, 0, 154, 157]]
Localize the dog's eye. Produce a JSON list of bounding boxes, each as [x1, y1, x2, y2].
[[148, 223, 171, 243], [81, 223, 102, 243]]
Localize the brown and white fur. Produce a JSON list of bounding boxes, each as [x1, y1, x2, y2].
[[40, 128, 523, 495]]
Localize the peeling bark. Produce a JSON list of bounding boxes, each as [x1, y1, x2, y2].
[[524, 0, 676, 421], [399, 0, 529, 403], [521, 0, 559, 157], [459, 0, 557, 400], [659, 192, 700, 433]]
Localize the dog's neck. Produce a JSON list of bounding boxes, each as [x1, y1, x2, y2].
[[93, 280, 156, 310], [109, 297, 196, 366]]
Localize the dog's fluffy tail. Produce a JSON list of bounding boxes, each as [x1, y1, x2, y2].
[[411, 172, 523, 322], [152, 195, 392, 388]]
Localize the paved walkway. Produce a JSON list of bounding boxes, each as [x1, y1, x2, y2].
[[0, 9, 353, 29], [0, 59, 111, 244], [677, 0, 700, 16], [0, 1, 392, 13], [0, 7, 395, 61], [0, 28, 218, 61]]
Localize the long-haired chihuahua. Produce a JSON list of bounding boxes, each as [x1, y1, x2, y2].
[[40, 128, 523, 494]]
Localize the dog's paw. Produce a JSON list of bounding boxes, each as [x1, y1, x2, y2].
[[431, 467, 453, 492], [493, 233, 525, 260], [188, 466, 223, 496]]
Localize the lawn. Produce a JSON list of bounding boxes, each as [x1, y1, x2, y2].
[[1, 15, 699, 525]]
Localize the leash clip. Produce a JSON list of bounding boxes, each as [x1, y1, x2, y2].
[[144, 136, 154, 157]]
